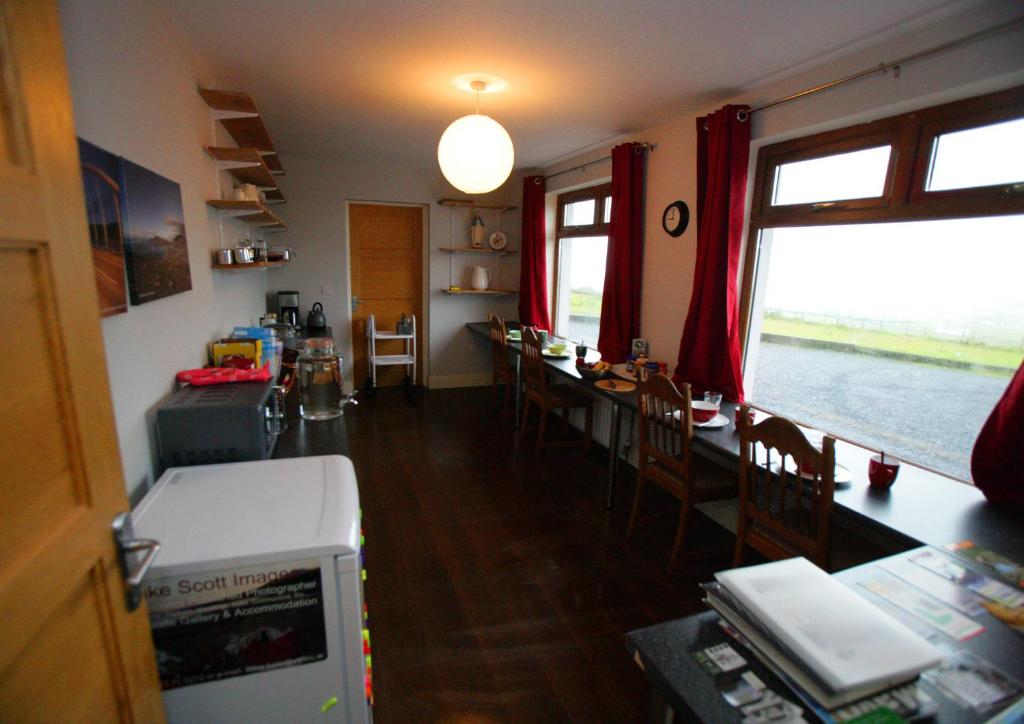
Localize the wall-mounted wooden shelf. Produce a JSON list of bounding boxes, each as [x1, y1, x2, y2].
[[199, 88, 285, 178], [442, 288, 518, 296], [212, 260, 289, 271], [263, 188, 286, 204], [439, 198, 518, 211], [205, 146, 278, 189], [206, 199, 286, 229], [437, 246, 517, 255]]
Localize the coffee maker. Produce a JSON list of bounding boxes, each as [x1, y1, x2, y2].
[[278, 290, 300, 327]]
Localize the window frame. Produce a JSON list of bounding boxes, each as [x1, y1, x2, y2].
[[741, 85, 1024, 348], [553, 182, 612, 342], [556, 183, 612, 238]]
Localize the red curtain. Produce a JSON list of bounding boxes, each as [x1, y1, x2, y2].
[[518, 175, 551, 329], [672, 105, 750, 402], [971, 359, 1024, 505], [597, 143, 646, 363]]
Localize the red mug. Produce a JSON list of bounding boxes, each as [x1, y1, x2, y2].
[[735, 407, 755, 426], [868, 454, 900, 489]]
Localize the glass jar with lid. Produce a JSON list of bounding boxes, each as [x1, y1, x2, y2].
[[297, 337, 345, 420]]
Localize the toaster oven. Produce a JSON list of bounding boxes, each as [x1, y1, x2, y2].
[[155, 379, 281, 471]]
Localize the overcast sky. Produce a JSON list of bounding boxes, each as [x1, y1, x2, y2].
[[762, 215, 1024, 328]]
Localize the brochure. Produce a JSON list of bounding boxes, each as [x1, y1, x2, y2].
[[858, 576, 985, 641], [878, 558, 986, 617], [910, 550, 1024, 608], [945, 541, 1024, 589]]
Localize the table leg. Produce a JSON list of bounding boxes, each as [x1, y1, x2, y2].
[[622, 410, 635, 458], [606, 403, 622, 510], [646, 687, 676, 724], [514, 355, 522, 429]]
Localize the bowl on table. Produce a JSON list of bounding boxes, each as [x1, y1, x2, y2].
[[576, 364, 608, 380], [691, 400, 720, 424], [547, 342, 568, 355]]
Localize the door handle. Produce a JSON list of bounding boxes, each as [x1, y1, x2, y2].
[[351, 295, 361, 312], [112, 512, 161, 612]]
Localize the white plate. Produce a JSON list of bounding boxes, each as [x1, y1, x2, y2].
[[610, 363, 637, 381], [774, 459, 853, 486], [488, 231, 508, 250], [696, 413, 729, 429], [672, 410, 729, 428]]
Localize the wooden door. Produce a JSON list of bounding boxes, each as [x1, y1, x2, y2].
[[349, 203, 424, 387], [0, 1, 165, 721]]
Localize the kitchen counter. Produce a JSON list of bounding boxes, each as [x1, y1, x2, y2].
[[273, 391, 350, 459]]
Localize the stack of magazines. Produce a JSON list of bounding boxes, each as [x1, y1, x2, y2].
[[703, 558, 943, 711]]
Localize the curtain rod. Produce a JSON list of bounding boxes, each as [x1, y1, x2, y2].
[[738, 16, 1024, 122], [542, 142, 656, 182]]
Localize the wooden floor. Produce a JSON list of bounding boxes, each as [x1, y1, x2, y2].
[[347, 386, 736, 722]]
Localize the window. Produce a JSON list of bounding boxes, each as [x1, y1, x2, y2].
[[742, 86, 1024, 482], [771, 145, 891, 206], [554, 183, 611, 347]]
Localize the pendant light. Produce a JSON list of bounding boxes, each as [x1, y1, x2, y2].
[[438, 79, 514, 194]]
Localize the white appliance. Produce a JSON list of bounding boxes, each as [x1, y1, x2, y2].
[[132, 455, 372, 723]]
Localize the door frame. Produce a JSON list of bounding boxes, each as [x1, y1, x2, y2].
[[343, 199, 430, 388]]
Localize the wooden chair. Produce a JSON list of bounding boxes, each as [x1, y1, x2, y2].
[[627, 374, 737, 573], [733, 405, 836, 570], [519, 327, 593, 454], [488, 314, 517, 417]]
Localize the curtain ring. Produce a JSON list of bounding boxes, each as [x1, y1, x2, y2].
[[736, 109, 750, 123], [532, 176, 542, 185]]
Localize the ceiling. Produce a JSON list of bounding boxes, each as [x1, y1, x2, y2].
[[167, 0, 968, 170]]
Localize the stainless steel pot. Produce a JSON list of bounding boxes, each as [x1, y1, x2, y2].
[[214, 249, 234, 265], [233, 247, 256, 264]]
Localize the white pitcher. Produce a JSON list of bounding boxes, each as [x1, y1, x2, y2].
[[471, 266, 490, 291]]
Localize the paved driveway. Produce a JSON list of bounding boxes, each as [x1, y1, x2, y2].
[[751, 341, 1015, 481]]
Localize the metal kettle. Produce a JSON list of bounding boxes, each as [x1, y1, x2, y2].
[[306, 302, 327, 330]]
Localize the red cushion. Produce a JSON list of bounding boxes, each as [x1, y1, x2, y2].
[[971, 360, 1024, 505]]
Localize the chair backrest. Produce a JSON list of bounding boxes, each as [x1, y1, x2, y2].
[[520, 326, 547, 393], [737, 406, 836, 567], [488, 314, 509, 366], [637, 373, 693, 480]]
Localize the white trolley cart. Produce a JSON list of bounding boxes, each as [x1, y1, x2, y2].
[[366, 313, 416, 396]]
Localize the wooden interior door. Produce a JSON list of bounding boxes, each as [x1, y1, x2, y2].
[[349, 203, 424, 387], [0, 1, 165, 720]]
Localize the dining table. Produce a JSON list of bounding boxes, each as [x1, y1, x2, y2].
[[466, 322, 1024, 562]]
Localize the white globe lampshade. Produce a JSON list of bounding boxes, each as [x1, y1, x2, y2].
[[437, 113, 514, 194]]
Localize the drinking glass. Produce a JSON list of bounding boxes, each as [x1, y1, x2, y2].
[[704, 391, 723, 407]]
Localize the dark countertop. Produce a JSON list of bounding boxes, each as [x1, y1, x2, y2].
[[627, 547, 1024, 723], [272, 390, 350, 459], [466, 321, 1024, 562]]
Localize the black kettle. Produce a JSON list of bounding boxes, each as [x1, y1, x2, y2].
[[306, 302, 327, 331]]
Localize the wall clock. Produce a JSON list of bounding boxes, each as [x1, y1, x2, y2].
[[662, 200, 689, 237]]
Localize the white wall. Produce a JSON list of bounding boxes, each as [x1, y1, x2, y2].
[[60, 0, 271, 502], [541, 0, 1024, 369], [269, 153, 522, 390]]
